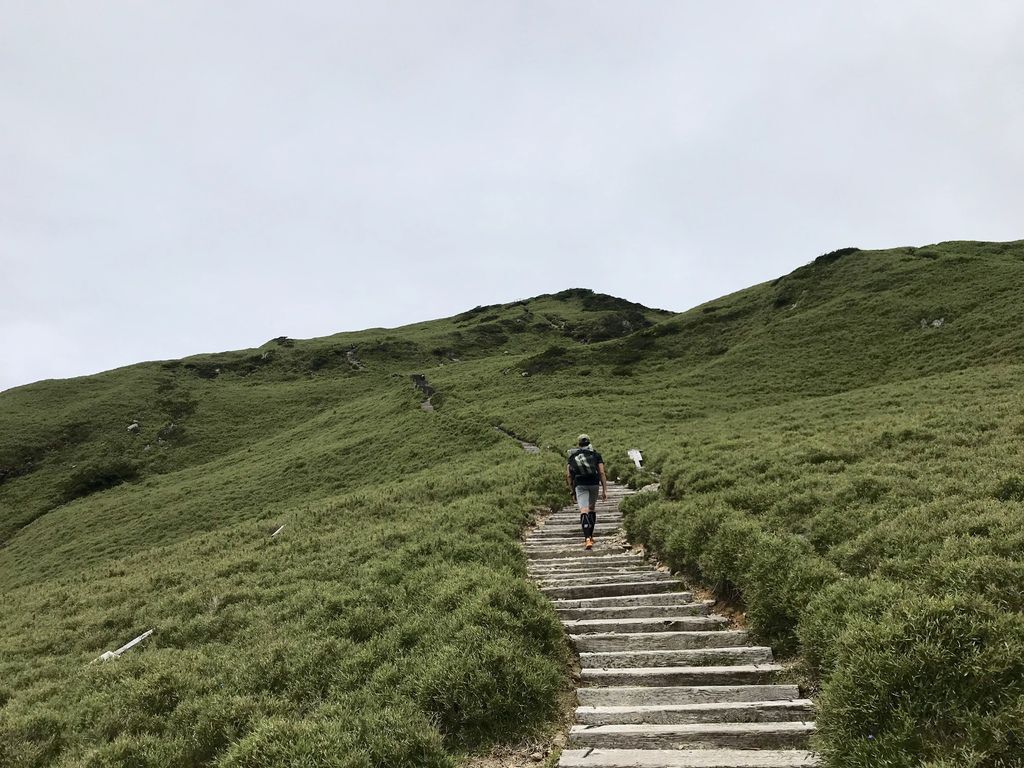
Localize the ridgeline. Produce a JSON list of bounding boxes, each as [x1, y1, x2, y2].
[[2, 241, 1023, 767]]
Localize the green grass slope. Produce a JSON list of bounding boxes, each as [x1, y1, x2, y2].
[[0, 291, 666, 767], [2, 243, 1024, 767]]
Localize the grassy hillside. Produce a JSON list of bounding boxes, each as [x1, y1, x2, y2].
[[2, 242, 1024, 766]]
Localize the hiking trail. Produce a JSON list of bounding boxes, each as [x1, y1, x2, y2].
[[525, 484, 818, 767]]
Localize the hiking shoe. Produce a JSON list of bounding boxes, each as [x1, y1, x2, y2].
[[585, 538, 593, 550]]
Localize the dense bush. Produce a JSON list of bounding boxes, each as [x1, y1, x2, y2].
[[61, 459, 139, 502]]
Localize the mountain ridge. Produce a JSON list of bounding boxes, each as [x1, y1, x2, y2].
[[2, 240, 1022, 767]]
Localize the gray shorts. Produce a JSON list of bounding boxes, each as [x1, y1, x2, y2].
[[575, 484, 600, 511]]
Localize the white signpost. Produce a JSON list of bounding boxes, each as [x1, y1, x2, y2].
[[627, 448, 643, 469]]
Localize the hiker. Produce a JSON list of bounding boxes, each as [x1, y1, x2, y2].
[[566, 434, 607, 550]]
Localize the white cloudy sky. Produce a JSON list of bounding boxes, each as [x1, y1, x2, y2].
[[3, 1, 1022, 392]]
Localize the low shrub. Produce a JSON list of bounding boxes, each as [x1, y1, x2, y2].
[[61, 460, 139, 502], [816, 596, 1024, 766]]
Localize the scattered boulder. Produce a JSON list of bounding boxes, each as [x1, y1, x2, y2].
[[127, 421, 140, 434]]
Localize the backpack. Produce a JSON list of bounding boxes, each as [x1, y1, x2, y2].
[[568, 448, 599, 485]]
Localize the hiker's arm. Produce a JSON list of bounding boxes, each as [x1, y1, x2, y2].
[[565, 466, 574, 496], [598, 463, 608, 500]]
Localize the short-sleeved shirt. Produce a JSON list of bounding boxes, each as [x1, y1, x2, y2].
[[567, 447, 603, 486]]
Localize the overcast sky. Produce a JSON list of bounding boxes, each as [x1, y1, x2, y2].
[[3, 2, 1022, 392]]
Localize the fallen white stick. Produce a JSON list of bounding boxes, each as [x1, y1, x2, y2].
[[94, 629, 154, 663], [271, 524, 285, 537]]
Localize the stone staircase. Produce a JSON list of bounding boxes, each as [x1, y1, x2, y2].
[[525, 484, 818, 768]]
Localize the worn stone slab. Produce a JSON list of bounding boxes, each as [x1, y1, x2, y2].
[[532, 573, 651, 581], [563, 615, 729, 634], [557, 603, 709, 621], [552, 592, 694, 609], [529, 565, 651, 578], [558, 748, 819, 767], [568, 721, 815, 750], [575, 700, 815, 726], [541, 572, 679, 587], [570, 630, 749, 653], [580, 646, 774, 668], [577, 685, 801, 708], [581, 664, 782, 688], [545, 580, 684, 600], [528, 554, 642, 567], [526, 545, 632, 560]]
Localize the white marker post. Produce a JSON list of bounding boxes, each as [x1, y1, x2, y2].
[[627, 449, 643, 469], [93, 629, 154, 663]]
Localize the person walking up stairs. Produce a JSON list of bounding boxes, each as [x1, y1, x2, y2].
[[566, 434, 608, 550], [525, 481, 818, 767]]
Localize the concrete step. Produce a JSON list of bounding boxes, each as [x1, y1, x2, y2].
[[542, 516, 624, 525], [524, 541, 625, 551], [557, 603, 711, 621], [534, 568, 656, 581], [575, 699, 815, 726], [568, 721, 815, 750], [580, 646, 774, 669], [552, 592, 694, 609], [571, 630, 750, 653], [558, 748, 819, 767], [564, 615, 729, 634], [581, 664, 783, 688], [530, 564, 652, 578], [528, 554, 642, 568], [541, 572, 679, 587], [526, 545, 631, 560], [528, 532, 622, 544], [540, 521, 624, 530], [545, 580, 684, 600], [577, 685, 801, 708]]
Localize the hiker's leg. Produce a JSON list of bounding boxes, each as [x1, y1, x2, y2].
[[575, 486, 592, 537], [581, 486, 597, 538]]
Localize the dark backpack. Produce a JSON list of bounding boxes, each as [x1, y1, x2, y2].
[[568, 448, 599, 485]]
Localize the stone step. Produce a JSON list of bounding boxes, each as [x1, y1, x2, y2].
[[577, 685, 801, 708], [524, 541, 625, 550], [540, 521, 624, 529], [526, 545, 631, 560], [564, 615, 729, 634], [558, 603, 710, 621], [545, 580, 684, 600], [580, 646, 774, 669], [532, 532, 618, 544], [534, 568, 657, 581], [541, 572, 679, 587], [568, 721, 815, 750], [571, 630, 749, 653], [552, 592, 694, 610], [543, 515, 624, 524], [558, 748, 819, 767], [581, 664, 783, 688], [529, 564, 651, 578], [528, 554, 642, 568], [575, 699, 815, 726]]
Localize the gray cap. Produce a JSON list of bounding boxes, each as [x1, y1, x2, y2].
[[577, 434, 591, 446]]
